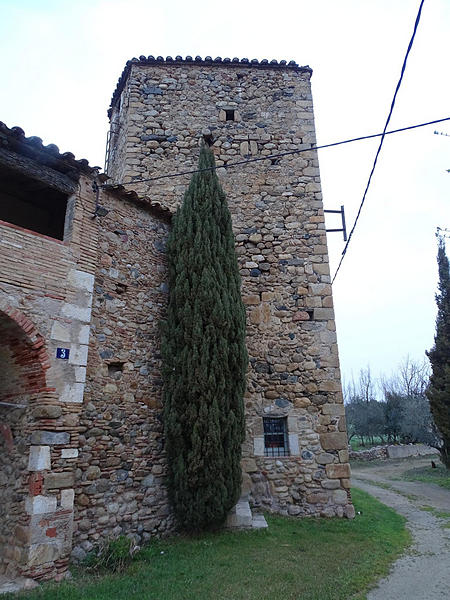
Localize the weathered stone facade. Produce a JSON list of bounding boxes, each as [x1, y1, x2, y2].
[[106, 56, 353, 519], [73, 188, 173, 559], [1, 55, 354, 585], [0, 123, 100, 580]]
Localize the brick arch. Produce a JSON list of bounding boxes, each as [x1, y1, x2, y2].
[[0, 304, 50, 401]]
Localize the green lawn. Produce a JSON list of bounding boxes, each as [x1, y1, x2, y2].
[[11, 489, 410, 600], [401, 464, 450, 490]]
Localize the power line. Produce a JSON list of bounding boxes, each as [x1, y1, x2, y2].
[[104, 116, 449, 188], [332, 0, 426, 284]]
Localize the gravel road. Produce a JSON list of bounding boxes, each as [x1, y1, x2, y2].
[[352, 457, 450, 600]]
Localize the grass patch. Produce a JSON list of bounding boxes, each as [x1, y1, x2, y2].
[[419, 505, 450, 526], [10, 490, 410, 600], [401, 464, 450, 490], [350, 436, 385, 451]]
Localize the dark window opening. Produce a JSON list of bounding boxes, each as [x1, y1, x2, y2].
[[0, 166, 68, 240], [225, 109, 235, 121], [263, 417, 289, 457], [116, 283, 128, 295], [108, 362, 124, 379]]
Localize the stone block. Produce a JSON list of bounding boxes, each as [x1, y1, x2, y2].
[[78, 325, 90, 345], [27, 542, 62, 567], [321, 479, 340, 489], [338, 449, 349, 463], [61, 448, 78, 458], [61, 489, 75, 509], [321, 403, 345, 416], [318, 380, 341, 392], [320, 432, 347, 451], [253, 436, 264, 457], [68, 344, 89, 366], [45, 471, 74, 489], [241, 472, 252, 497], [252, 514, 268, 529], [61, 303, 92, 323], [142, 474, 155, 487], [288, 433, 300, 456], [226, 500, 253, 528], [28, 446, 51, 471], [241, 458, 258, 473], [32, 405, 62, 419], [86, 466, 101, 480], [293, 311, 310, 321], [242, 294, 260, 305], [313, 308, 335, 321], [25, 495, 57, 515], [344, 504, 356, 519], [325, 464, 351, 479], [316, 452, 336, 465], [68, 269, 95, 293], [60, 383, 85, 403], [306, 491, 328, 504], [50, 322, 71, 342], [31, 431, 70, 445], [333, 489, 348, 505]]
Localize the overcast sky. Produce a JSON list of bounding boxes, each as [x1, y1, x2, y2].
[[1, 0, 449, 386]]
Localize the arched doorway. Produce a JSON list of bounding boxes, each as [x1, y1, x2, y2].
[[0, 308, 49, 577]]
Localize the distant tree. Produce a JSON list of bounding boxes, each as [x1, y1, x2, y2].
[[383, 392, 404, 444], [427, 237, 450, 468], [161, 146, 248, 530], [345, 368, 384, 445]]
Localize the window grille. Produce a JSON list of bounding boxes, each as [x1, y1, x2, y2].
[[263, 417, 289, 457]]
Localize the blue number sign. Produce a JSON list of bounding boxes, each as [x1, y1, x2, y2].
[[56, 348, 70, 359]]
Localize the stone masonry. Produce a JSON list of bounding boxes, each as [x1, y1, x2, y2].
[[0, 54, 354, 585], [0, 123, 100, 580], [106, 56, 353, 519]]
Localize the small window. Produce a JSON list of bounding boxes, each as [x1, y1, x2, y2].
[[263, 417, 289, 457], [225, 109, 235, 121], [0, 166, 68, 240]]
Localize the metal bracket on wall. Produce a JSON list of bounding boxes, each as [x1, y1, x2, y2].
[[325, 205, 347, 241]]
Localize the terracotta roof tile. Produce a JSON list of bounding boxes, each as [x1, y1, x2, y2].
[[109, 55, 311, 117]]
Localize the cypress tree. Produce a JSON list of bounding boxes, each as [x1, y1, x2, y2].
[[426, 237, 450, 468], [161, 146, 248, 530]]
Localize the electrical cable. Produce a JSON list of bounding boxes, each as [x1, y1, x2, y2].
[[331, 0, 426, 284], [104, 116, 448, 188]]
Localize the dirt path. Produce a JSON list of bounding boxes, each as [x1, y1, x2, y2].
[[352, 458, 450, 600]]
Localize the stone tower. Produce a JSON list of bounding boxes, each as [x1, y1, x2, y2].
[[106, 55, 353, 519]]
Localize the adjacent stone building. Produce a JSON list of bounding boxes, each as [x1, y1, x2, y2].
[[0, 55, 353, 584]]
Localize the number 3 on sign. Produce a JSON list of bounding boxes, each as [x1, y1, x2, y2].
[[56, 348, 70, 360]]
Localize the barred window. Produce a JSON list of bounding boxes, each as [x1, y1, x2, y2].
[[263, 417, 289, 457]]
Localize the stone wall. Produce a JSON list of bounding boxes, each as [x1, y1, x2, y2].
[[349, 444, 440, 461], [0, 158, 99, 580], [106, 57, 353, 518], [72, 189, 173, 559]]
